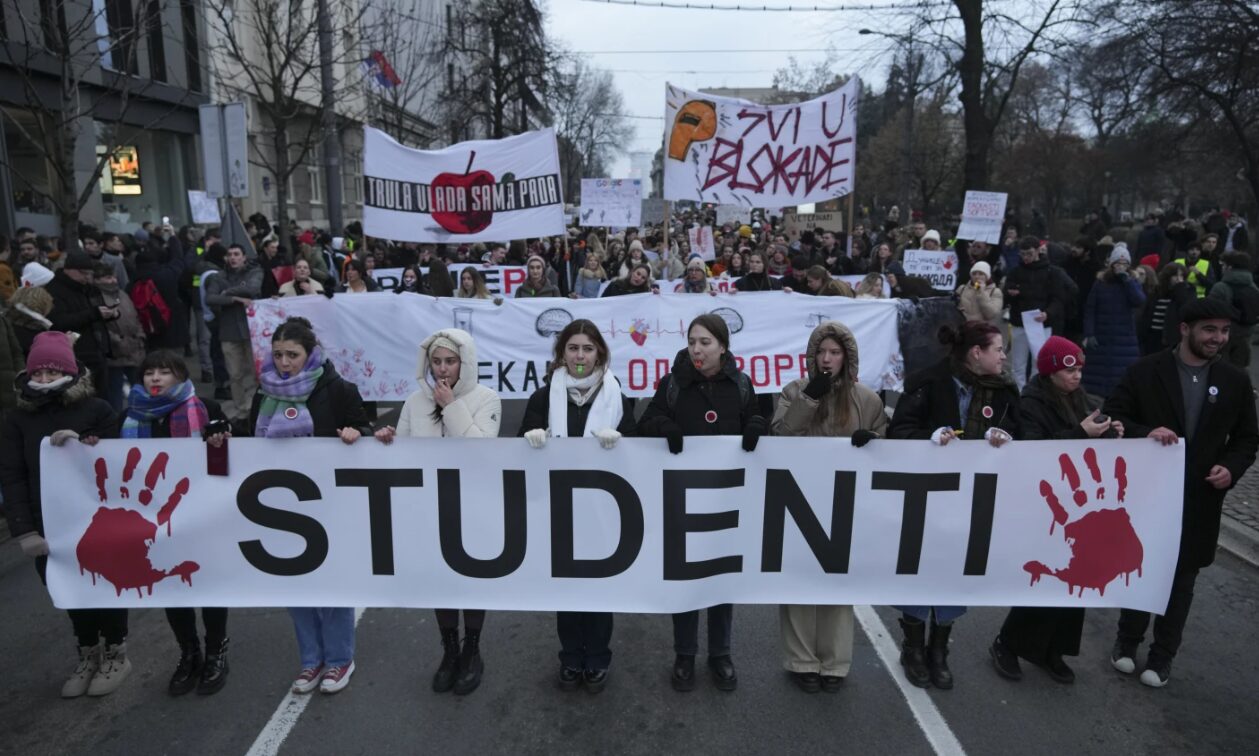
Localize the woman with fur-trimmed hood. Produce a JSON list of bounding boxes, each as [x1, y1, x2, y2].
[[772, 320, 887, 693], [374, 328, 500, 697]]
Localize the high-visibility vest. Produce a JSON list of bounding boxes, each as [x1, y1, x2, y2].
[[1174, 257, 1212, 297]]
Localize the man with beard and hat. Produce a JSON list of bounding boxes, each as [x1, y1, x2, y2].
[[1103, 297, 1259, 688]]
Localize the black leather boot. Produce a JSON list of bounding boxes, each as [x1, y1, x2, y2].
[[671, 654, 696, 692], [432, 628, 460, 693], [197, 638, 229, 695], [708, 655, 737, 691], [453, 629, 483, 695], [898, 618, 930, 688], [928, 621, 954, 690], [168, 640, 202, 697]]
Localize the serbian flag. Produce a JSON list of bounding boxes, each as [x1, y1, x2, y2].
[[363, 51, 401, 89]]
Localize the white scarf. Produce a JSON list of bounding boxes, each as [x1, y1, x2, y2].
[[549, 367, 624, 438]]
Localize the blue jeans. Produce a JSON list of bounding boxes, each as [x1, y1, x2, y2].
[[898, 606, 967, 624], [288, 608, 355, 668]]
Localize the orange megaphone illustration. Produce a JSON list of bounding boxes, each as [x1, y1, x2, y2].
[[668, 100, 717, 161]]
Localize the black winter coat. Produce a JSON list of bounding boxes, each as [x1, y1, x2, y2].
[[889, 359, 1021, 440], [1003, 259, 1069, 333], [133, 236, 195, 350], [1104, 351, 1259, 567], [0, 371, 116, 537], [638, 350, 761, 438], [518, 377, 637, 438], [248, 361, 373, 439], [733, 272, 784, 292], [45, 271, 109, 366], [1019, 376, 1097, 440]]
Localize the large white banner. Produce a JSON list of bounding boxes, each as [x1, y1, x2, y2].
[[956, 190, 1009, 244], [41, 438, 1182, 613], [247, 293, 902, 400], [373, 265, 527, 297], [903, 249, 960, 291], [663, 78, 859, 206], [362, 127, 565, 243], [580, 179, 642, 227]]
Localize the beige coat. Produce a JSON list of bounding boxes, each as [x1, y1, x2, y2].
[[278, 279, 325, 297], [773, 320, 888, 438], [956, 282, 1004, 330], [396, 328, 501, 438]]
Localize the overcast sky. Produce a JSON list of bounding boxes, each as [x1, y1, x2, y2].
[[544, 0, 918, 177]]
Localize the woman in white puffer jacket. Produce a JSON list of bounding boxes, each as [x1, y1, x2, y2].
[[374, 327, 500, 696]]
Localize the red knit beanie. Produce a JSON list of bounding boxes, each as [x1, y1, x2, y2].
[[1036, 335, 1083, 376], [26, 331, 78, 376]]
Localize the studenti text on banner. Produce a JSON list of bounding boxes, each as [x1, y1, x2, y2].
[[41, 438, 1181, 614], [246, 292, 903, 400]]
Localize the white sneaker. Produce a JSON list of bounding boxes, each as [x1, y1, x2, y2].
[[1140, 659, 1171, 688], [87, 642, 132, 697], [61, 644, 101, 698], [319, 662, 355, 694], [292, 666, 324, 694], [1111, 655, 1136, 674]]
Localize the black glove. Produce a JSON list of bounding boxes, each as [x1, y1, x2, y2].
[[742, 416, 767, 452], [851, 429, 879, 448], [663, 419, 684, 455], [803, 371, 832, 400]]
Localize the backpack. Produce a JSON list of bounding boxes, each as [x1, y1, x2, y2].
[[666, 370, 753, 411], [130, 279, 172, 337], [1232, 284, 1259, 327]]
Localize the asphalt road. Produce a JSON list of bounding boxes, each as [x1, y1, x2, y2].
[[3, 399, 1258, 755]]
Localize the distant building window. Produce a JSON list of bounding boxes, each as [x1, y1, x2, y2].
[[181, 0, 201, 91], [102, 0, 138, 74], [309, 166, 322, 205], [146, 1, 166, 82]]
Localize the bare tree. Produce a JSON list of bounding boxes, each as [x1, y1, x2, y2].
[[0, 1, 185, 247], [549, 57, 634, 199], [360, 0, 443, 146], [203, 0, 369, 237]]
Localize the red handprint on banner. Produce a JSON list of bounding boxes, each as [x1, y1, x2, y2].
[[1024, 448, 1142, 596], [77, 448, 199, 597]]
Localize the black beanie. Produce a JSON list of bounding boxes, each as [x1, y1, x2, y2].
[[1180, 297, 1237, 324]]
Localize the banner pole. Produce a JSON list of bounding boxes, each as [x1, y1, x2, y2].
[[846, 192, 856, 257]]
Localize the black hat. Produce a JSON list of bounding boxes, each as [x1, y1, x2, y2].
[[1180, 297, 1237, 324], [62, 249, 95, 270]]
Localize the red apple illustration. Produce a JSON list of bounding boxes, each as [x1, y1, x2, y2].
[[431, 151, 496, 234]]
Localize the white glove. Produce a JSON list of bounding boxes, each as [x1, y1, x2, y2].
[[18, 532, 49, 557], [985, 427, 1012, 447], [594, 428, 621, 450], [50, 429, 80, 446], [524, 428, 548, 449], [930, 426, 952, 446]]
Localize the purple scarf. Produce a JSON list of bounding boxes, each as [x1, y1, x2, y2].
[[254, 347, 325, 438]]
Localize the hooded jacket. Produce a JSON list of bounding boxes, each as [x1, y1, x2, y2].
[[45, 270, 109, 367], [396, 328, 501, 438], [638, 348, 762, 437], [956, 281, 1004, 330], [5, 286, 53, 355], [0, 369, 116, 537], [773, 321, 888, 438]]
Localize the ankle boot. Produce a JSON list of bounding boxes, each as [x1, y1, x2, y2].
[[432, 628, 460, 693], [62, 642, 101, 698], [898, 618, 930, 688], [168, 640, 203, 696], [453, 629, 483, 695], [197, 638, 229, 695], [928, 621, 954, 690], [87, 641, 133, 697]]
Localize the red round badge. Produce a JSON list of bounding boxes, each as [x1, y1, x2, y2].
[[284, 407, 300, 420], [704, 410, 718, 424], [981, 405, 994, 419]]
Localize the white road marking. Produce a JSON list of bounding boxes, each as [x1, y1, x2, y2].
[[854, 605, 967, 756], [245, 608, 366, 756]]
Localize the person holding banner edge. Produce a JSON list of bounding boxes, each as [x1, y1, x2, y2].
[[250, 317, 374, 695], [638, 314, 767, 692], [888, 321, 1020, 690], [374, 328, 502, 695], [517, 319, 637, 693], [772, 321, 888, 693]]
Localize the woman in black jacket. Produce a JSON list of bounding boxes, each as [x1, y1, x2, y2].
[[887, 321, 1020, 691], [1138, 263, 1194, 354], [637, 314, 767, 693], [601, 263, 657, 297], [0, 331, 120, 698], [249, 317, 374, 695], [518, 319, 636, 693], [989, 336, 1123, 685], [117, 350, 231, 697], [733, 251, 785, 292]]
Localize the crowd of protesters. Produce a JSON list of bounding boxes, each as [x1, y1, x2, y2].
[[0, 201, 1254, 703]]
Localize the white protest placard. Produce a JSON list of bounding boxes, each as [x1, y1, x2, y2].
[[43, 437, 1182, 614], [716, 205, 752, 227], [641, 198, 668, 226], [957, 190, 1008, 244], [186, 190, 221, 224], [688, 225, 716, 261], [248, 292, 902, 400], [1021, 309, 1051, 360], [579, 178, 642, 227], [663, 78, 859, 206], [362, 126, 565, 243], [902, 249, 960, 291], [783, 211, 844, 237]]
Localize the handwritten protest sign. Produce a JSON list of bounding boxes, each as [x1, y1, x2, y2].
[[688, 225, 716, 261], [580, 178, 642, 227], [903, 249, 960, 291], [716, 205, 752, 227], [956, 190, 1008, 244]]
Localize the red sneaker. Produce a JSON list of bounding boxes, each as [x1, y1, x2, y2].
[[292, 666, 323, 694], [319, 662, 355, 694]]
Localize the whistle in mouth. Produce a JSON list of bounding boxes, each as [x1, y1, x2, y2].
[[576, 364, 585, 375], [149, 385, 161, 396]]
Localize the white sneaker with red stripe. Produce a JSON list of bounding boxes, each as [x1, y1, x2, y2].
[[319, 662, 355, 694], [291, 665, 324, 694]]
